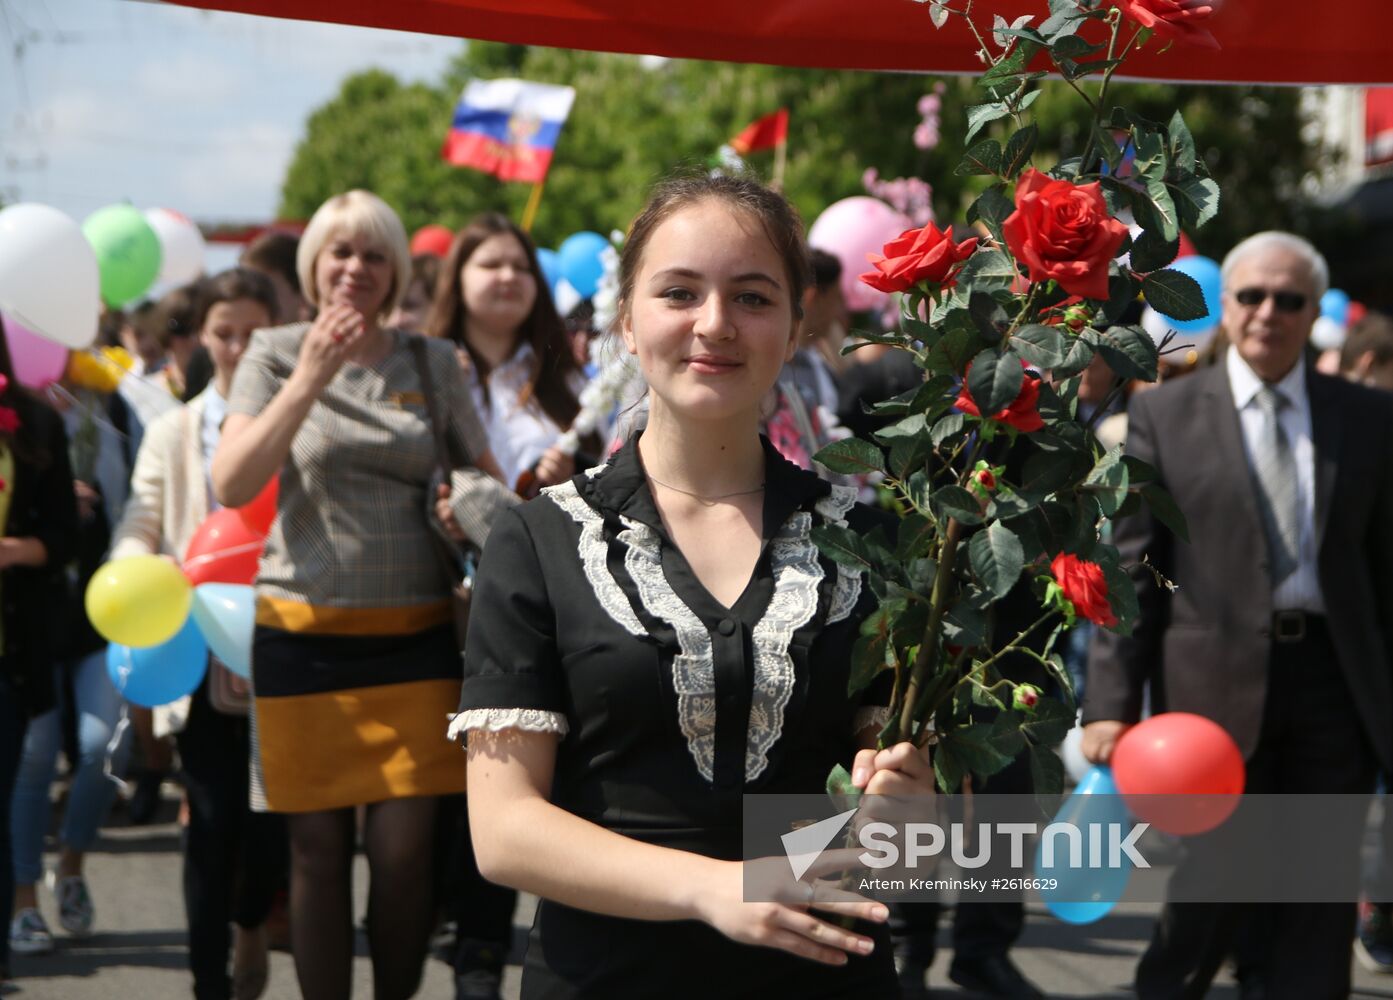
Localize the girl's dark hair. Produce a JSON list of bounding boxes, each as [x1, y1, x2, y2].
[[618, 173, 813, 325], [195, 267, 278, 332], [424, 212, 581, 429], [153, 280, 206, 348], [0, 315, 51, 469]]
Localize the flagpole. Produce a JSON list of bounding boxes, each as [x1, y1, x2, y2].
[[521, 181, 546, 232], [772, 136, 788, 192]]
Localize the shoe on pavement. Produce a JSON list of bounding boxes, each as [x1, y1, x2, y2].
[[948, 953, 1045, 999], [8, 909, 53, 956], [48, 874, 94, 937], [1357, 900, 1393, 974], [454, 937, 505, 1000], [127, 770, 165, 826]]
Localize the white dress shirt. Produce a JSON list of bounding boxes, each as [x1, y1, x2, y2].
[[201, 386, 227, 512], [465, 343, 584, 488], [1225, 347, 1324, 613]]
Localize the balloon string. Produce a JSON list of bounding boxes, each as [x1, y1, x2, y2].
[[44, 381, 133, 442], [182, 540, 265, 571]]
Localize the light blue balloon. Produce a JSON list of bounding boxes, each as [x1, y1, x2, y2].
[[190, 582, 255, 678], [557, 231, 609, 299], [1320, 289, 1350, 326], [1154, 255, 1221, 333], [1036, 765, 1134, 925], [106, 614, 208, 708], [536, 247, 562, 293]]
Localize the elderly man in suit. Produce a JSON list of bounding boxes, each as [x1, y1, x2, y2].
[[1082, 231, 1393, 999]]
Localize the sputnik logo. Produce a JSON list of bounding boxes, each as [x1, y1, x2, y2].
[[781, 807, 859, 881]]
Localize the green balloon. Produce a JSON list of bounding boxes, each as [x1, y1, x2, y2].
[[82, 204, 162, 308]]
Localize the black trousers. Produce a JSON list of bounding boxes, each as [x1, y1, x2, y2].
[[0, 670, 27, 977], [1135, 620, 1380, 1000], [176, 679, 287, 1000]]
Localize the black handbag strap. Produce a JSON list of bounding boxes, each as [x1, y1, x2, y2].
[[409, 338, 472, 577]]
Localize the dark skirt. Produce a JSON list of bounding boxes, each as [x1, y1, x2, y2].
[[249, 623, 465, 813], [521, 898, 897, 999]]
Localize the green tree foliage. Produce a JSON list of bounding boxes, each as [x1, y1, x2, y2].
[[280, 42, 1323, 255]]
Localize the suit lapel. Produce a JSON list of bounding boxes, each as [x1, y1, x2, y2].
[[1306, 367, 1341, 550]]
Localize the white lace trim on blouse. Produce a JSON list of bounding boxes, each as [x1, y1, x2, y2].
[[447, 708, 570, 743], [816, 485, 864, 625], [542, 480, 647, 637]]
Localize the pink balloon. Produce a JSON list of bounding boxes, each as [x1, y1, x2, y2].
[[3, 313, 68, 389], [808, 197, 913, 313]]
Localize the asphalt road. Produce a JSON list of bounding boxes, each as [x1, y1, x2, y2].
[[7, 785, 1392, 999]]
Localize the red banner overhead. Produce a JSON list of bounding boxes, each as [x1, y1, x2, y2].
[[165, 0, 1393, 85]]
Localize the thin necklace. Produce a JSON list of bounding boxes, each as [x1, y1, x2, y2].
[[647, 474, 765, 506]]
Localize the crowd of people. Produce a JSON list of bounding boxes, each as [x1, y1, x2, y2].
[[0, 170, 1390, 1000]]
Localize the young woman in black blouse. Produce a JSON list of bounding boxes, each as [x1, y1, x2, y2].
[[455, 175, 935, 998]]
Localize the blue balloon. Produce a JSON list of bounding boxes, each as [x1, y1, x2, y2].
[[106, 614, 208, 708], [557, 231, 609, 299], [1154, 255, 1221, 333], [190, 582, 255, 679], [1036, 765, 1135, 925], [536, 247, 562, 293], [1320, 289, 1350, 326]]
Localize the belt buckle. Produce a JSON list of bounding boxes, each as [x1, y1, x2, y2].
[[1273, 610, 1306, 644]]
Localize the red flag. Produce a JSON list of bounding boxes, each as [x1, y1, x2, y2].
[[730, 109, 788, 155]]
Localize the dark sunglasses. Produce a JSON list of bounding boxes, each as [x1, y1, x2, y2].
[[1233, 287, 1308, 313]]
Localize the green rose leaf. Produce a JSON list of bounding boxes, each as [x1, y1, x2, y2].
[[931, 484, 985, 525], [1011, 323, 1066, 368], [1096, 324, 1161, 383], [1050, 33, 1104, 59], [1141, 176, 1181, 242], [826, 762, 862, 799], [1171, 175, 1221, 231], [966, 101, 1013, 143], [888, 435, 932, 480], [1100, 271, 1142, 325], [1053, 327, 1100, 378], [1132, 129, 1167, 179], [1084, 445, 1130, 517], [1141, 482, 1191, 543], [1018, 696, 1075, 745], [896, 513, 936, 561], [956, 138, 1003, 177], [873, 412, 928, 443], [814, 437, 886, 476], [1167, 109, 1197, 173], [955, 247, 1017, 291], [1129, 227, 1180, 273], [1029, 742, 1066, 800], [1121, 455, 1160, 485], [1143, 268, 1208, 321], [968, 347, 1024, 415], [967, 185, 1015, 244], [939, 722, 1015, 779], [1002, 123, 1039, 179], [811, 523, 878, 574], [930, 411, 967, 447], [969, 521, 1025, 598]]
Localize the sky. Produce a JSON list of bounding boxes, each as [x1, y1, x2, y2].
[[0, 0, 464, 236]]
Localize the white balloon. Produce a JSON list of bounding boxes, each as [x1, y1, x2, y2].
[[1061, 723, 1092, 785], [0, 203, 100, 349], [553, 277, 582, 317], [144, 207, 206, 287]]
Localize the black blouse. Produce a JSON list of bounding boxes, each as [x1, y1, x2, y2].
[[456, 433, 899, 997]]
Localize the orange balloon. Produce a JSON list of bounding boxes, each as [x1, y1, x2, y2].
[[184, 508, 265, 587], [236, 475, 279, 535]]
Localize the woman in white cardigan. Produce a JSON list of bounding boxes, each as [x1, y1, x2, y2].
[[110, 268, 287, 1000]]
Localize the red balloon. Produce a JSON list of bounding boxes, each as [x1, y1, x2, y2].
[[236, 475, 279, 535], [410, 224, 454, 258], [1177, 232, 1198, 259], [1112, 712, 1245, 835], [183, 509, 265, 587]]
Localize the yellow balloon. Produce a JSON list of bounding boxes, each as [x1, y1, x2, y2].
[[84, 555, 193, 648]]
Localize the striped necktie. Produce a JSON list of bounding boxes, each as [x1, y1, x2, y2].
[[1251, 384, 1300, 584]]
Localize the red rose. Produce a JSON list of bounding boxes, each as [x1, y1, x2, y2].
[[0, 407, 19, 434], [955, 360, 1045, 433], [1002, 169, 1130, 301], [1109, 0, 1219, 50], [1050, 552, 1118, 628], [976, 468, 997, 491], [860, 223, 979, 294]]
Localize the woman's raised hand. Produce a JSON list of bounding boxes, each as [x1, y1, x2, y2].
[[694, 855, 888, 966], [532, 446, 575, 488], [292, 304, 367, 393], [851, 741, 936, 797]]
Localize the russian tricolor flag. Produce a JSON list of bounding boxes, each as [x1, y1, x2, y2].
[[442, 78, 576, 184]]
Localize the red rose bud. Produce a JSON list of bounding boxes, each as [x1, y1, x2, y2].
[[859, 222, 979, 295], [1012, 683, 1042, 711], [0, 406, 19, 434], [1050, 552, 1119, 628], [1109, 0, 1219, 50], [955, 360, 1046, 433], [976, 468, 997, 491], [1002, 169, 1130, 301]]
